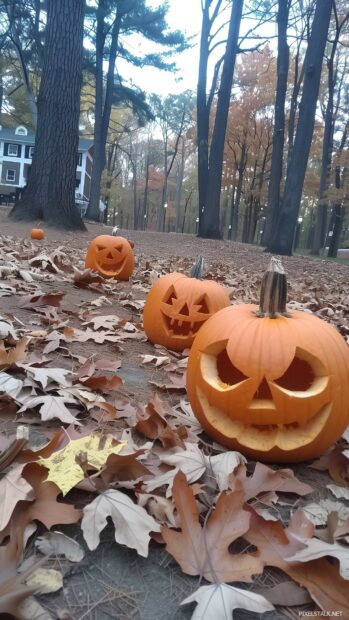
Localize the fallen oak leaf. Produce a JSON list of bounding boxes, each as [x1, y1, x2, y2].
[[0, 463, 81, 561], [162, 471, 263, 582], [0, 337, 28, 369], [0, 464, 35, 530], [76, 374, 123, 392], [81, 489, 160, 557], [181, 583, 274, 620], [244, 509, 349, 614], [230, 462, 313, 500], [17, 394, 80, 425], [18, 292, 65, 308], [37, 433, 127, 495], [72, 268, 105, 288]]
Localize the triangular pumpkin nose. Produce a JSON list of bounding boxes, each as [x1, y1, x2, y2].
[[254, 378, 273, 399], [107, 252, 114, 259], [180, 303, 190, 316]]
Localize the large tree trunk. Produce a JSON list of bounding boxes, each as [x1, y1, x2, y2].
[[196, 1, 211, 237], [262, 0, 289, 246], [10, 0, 85, 229], [266, 0, 332, 255], [199, 0, 243, 239]]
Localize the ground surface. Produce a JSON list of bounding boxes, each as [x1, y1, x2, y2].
[[0, 208, 349, 620]]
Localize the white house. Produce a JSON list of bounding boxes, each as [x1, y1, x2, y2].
[[0, 125, 93, 204]]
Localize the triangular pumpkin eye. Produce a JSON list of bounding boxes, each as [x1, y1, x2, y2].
[[274, 357, 315, 391], [197, 295, 209, 314], [163, 287, 178, 305], [115, 245, 123, 252], [97, 244, 105, 251], [216, 348, 248, 385]]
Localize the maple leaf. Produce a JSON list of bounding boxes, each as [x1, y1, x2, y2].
[[162, 471, 263, 582], [309, 445, 349, 485], [244, 509, 349, 614], [144, 443, 207, 495], [135, 396, 187, 449], [0, 372, 24, 398], [18, 292, 65, 308], [83, 314, 121, 329], [0, 464, 34, 530], [230, 462, 313, 500], [77, 374, 123, 392], [286, 537, 349, 580], [18, 394, 79, 424], [100, 450, 152, 485], [81, 489, 160, 556], [37, 433, 127, 495], [19, 364, 71, 389], [181, 583, 274, 619], [0, 463, 81, 561], [0, 539, 36, 619], [0, 337, 28, 369]]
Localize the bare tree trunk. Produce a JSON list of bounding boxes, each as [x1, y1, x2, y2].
[[87, 4, 121, 220], [175, 140, 185, 233], [200, 0, 244, 239], [10, 0, 85, 229], [230, 139, 246, 241], [263, 0, 290, 246], [266, 0, 332, 255]]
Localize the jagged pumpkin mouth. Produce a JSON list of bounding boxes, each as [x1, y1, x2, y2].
[[161, 313, 207, 337], [195, 344, 331, 450]]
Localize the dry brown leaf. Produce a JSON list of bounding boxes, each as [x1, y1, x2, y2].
[[76, 374, 123, 392], [81, 488, 160, 556], [0, 464, 35, 530], [83, 314, 121, 329], [35, 531, 84, 562], [99, 450, 152, 486], [230, 462, 313, 500], [149, 373, 187, 392], [18, 292, 65, 308], [135, 396, 187, 448], [0, 539, 36, 619], [244, 509, 349, 614], [309, 445, 349, 485], [162, 471, 263, 582], [72, 268, 105, 288], [181, 583, 274, 619], [0, 337, 28, 369]]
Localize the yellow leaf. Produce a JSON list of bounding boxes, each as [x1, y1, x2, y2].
[[25, 568, 63, 594], [38, 434, 126, 495]]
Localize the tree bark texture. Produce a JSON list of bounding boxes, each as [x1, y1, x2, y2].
[[266, 0, 332, 255], [199, 0, 244, 239], [196, 1, 211, 237], [87, 4, 121, 220], [262, 0, 290, 246], [10, 0, 85, 229]]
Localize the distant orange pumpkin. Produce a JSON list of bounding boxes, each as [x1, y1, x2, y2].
[[85, 234, 135, 280], [31, 228, 44, 240]]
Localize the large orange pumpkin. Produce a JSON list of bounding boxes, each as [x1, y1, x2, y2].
[[186, 257, 349, 463], [31, 228, 44, 240], [143, 257, 230, 352], [85, 234, 135, 280]]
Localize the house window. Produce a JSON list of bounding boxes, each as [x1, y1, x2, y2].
[[77, 153, 82, 166], [29, 147, 35, 158], [75, 178, 80, 188], [6, 169, 16, 182], [8, 144, 19, 157], [15, 125, 28, 136]]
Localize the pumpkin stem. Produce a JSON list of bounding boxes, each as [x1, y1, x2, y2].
[[190, 256, 204, 279], [257, 257, 289, 318]]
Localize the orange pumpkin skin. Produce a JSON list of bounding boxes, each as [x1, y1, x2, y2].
[[143, 272, 230, 352], [186, 304, 349, 463], [85, 235, 135, 280], [31, 228, 44, 240]]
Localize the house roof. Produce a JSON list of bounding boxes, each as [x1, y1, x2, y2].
[[0, 127, 93, 151]]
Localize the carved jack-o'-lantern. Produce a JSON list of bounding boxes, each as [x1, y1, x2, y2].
[[143, 257, 230, 351], [187, 258, 349, 463], [85, 234, 135, 280]]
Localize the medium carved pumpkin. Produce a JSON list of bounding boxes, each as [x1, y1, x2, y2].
[[143, 257, 230, 352], [85, 234, 135, 280], [186, 258, 349, 463], [31, 228, 44, 240]]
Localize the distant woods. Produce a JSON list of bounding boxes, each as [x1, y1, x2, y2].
[[0, 0, 348, 254]]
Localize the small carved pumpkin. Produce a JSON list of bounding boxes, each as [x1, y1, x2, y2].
[[31, 228, 44, 240], [186, 258, 349, 463], [85, 234, 135, 280], [143, 257, 230, 352]]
